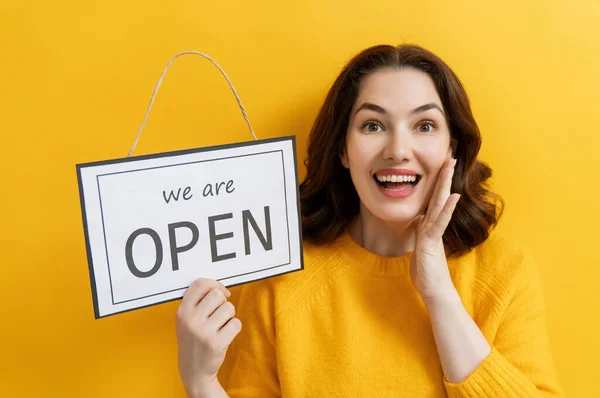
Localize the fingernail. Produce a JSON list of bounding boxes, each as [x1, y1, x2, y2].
[[226, 289, 231, 297]]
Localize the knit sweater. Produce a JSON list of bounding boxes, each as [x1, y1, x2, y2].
[[218, 231, 563, 397]]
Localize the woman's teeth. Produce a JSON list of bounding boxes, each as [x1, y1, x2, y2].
[[376, 175, 417, 183]]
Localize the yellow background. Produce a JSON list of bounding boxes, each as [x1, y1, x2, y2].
[[1, 0, 597, 396]]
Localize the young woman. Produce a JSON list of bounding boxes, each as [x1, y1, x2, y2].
[[175, 44, 563, 397]]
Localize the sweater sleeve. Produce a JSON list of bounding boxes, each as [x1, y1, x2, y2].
[[217, 278, 280, 397], [443, 248, 563, 397]]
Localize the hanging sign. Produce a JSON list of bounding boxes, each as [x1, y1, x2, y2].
[[77, 136, 303, 318]]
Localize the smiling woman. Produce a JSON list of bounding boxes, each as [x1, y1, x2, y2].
[[302, 46, 502, 258], [342, 68, 457, 255], [175, 44, 564, 397]]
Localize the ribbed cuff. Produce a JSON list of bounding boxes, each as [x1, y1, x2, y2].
[[443, 347, 538, 398]]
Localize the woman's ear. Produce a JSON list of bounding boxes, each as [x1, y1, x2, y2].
[[340, 148, 349, 169], [448, 138, 458, 158]]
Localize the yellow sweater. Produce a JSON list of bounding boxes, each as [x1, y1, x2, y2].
[[219, 231, 563, 397]]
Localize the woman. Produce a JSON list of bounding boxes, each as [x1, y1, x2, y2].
[[175, 44, 563, 397]]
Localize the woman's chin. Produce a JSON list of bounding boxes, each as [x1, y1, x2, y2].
[[372, 208, 423, 225], [359, 197, 425, 225]]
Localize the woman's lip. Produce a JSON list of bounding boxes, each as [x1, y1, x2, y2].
[[375, 177, 420, 199], [374, 168, 419, 176]]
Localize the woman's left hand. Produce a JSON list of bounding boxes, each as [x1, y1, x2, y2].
[[410, 158, 461, 304]]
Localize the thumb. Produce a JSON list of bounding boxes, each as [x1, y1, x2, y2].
[[412, 214, 425, 239], [413, 214, 426, 235]]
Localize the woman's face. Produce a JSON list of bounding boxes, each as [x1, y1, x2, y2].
[[342, 67, 454, 225]]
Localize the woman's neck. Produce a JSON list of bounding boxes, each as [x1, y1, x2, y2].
[[348, 206, 418, 257]]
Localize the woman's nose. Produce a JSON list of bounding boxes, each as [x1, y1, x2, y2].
[[382, 128, 414, 162]]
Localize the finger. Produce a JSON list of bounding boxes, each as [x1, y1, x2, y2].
[[218, 317, 242, 345], [196, 288, 228, 319], [181, 279, 230, 316], [427, 158, 455, 218], [425, 158, 456, 224], [428, 193, 461, 240], [206, 301, 236, 332]]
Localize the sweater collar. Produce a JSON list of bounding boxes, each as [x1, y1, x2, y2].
[[332, 231, 412, 277]]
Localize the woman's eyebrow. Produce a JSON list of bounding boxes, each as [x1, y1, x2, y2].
[[354, 102, 387, 116], [411, 103, 445, 117], [354, 102, 445, 116]]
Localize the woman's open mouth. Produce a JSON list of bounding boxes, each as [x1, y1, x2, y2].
[[373, 171, 421, 198]]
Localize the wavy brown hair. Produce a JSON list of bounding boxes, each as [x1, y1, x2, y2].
[[299, 44, 504, 257]]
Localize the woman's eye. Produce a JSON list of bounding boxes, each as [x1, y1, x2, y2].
[[363, 122, 382, 133], [418, 121, 436, 133]]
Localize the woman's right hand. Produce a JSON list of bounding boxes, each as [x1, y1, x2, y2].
[[176, 278, 242, 398]]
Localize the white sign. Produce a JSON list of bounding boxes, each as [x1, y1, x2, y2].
[[77, 136, 303, 318]]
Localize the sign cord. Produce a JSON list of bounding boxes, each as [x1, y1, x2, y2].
[[128, 51, 257, 157]]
